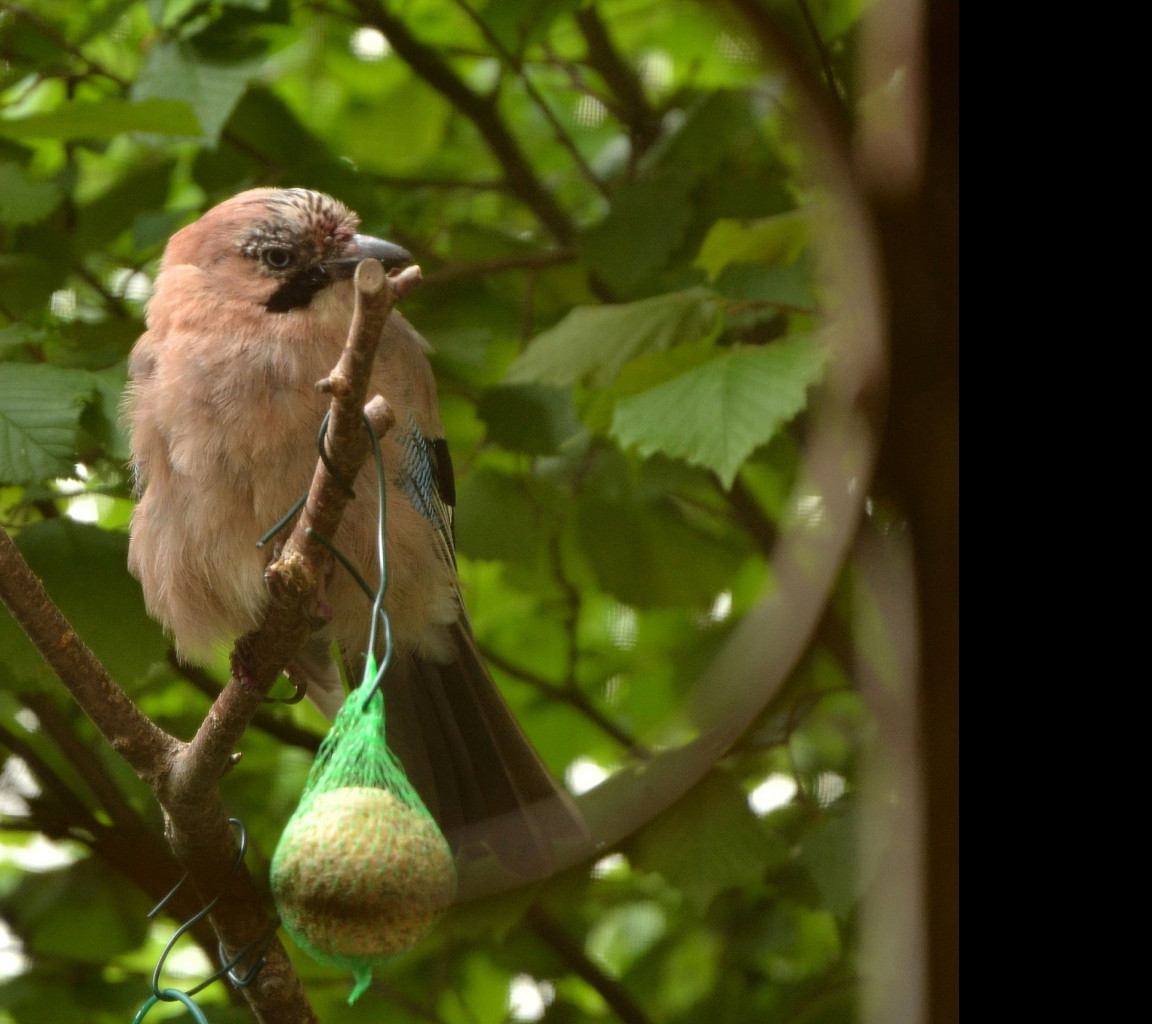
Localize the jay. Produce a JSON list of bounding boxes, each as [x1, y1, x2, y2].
[[125, 188, 584, 876]]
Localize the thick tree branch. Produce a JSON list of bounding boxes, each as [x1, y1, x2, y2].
[[0, 532, 178, 784], [167, 652, 322, 754], [0, 259, 420, 1024]]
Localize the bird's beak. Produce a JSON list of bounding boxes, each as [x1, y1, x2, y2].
[[324, 233, 414, 278]]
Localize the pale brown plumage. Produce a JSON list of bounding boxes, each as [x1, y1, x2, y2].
[[126, 188, 584, 876]]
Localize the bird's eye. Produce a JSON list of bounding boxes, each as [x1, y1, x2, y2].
[[262, 247, 293, 270]]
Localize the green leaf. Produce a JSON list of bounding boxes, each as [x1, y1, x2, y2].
[[585, 900, 668, 976], [0, 324, 53, 356], [479, 0, 584, 56], [610, 336, 826, 488], [0, 859, 148, 962], [754, 903, 842, 983], [0, 163, 62, 226], [582, 338, 718, 434], [133, 40, 261, 144], [0, 364, 99, 485], [0, 98, 200, 141], [627, 773, 780, 913], [715, 257, 818, 312], [506, 288, 720, 388], [0, 520, 169, 691], [694, 212, 810, 281], [477, 383, 582, 455], [574, 492, 747, 608], [578, 170, 696, 296], [454, 468, 548, 566], [339, 80, 453, 175], [0, 253, 57, 320], [797, 811, 860, 918], [81, 362, 131, 461]]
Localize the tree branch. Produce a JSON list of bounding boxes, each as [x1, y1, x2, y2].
[[421, 247, 576, 287], [3, 3, 131, 89], [166, 652, 322, 754], [349, 0, 577, 247], [526, 905, 654, 1024], [0, 716, 224, 974], [0, 532, 178, 785], [574, 6, 662, 160], [20, 692, 143, 834], [794, 0, 848, 112], [0, 258, 421, 1024], [480, 645, 649, 759], [448, 0, 610, 199]]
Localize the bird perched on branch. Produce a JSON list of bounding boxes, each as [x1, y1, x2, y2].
[[125, 187, 584, 877]]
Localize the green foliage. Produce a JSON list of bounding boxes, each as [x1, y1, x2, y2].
[[506, 288, 722, 389], [0, 1, 878, 1021], [610, 336, 826, 488], [0, 365, 100, 484]]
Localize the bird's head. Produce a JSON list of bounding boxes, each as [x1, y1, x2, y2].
[[161, 188, 413, 314]]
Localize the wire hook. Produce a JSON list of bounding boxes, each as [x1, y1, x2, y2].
[[143, 819, 272, 1002]]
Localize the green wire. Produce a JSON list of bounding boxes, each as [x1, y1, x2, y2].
[[131, 989, 210, 1024]]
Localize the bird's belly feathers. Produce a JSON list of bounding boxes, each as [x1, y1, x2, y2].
[[127, 336, 457, 665]]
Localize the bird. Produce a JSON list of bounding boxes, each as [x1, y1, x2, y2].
[[124, 187, 585, 879]]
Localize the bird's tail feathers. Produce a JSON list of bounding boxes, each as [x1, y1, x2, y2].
[[383, 624, 588, 882]]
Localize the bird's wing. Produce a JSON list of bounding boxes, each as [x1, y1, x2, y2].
[[397, 415, 457, 571], [388, 417, 589, 880]]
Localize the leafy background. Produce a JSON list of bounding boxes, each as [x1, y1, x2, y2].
[[0, 1, 925, 1022]]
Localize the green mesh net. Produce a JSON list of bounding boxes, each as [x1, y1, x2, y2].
[[271, 670, 457, 1004]]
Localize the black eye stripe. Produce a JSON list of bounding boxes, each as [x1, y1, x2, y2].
[[264, 265, 330, 313]]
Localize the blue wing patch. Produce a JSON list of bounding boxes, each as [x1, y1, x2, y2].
[[400, 417, 456, 563]]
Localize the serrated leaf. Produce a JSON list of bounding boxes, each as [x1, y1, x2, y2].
[[611, 336, 826, 488], [0, 163, 61, 226], [694, 212, 810, 281], [506, 288, 720, 388], [583, 338, 718, 434], [0, 364, 100, 485], [133, 40, 261, 144], [0, 98, 200, 140]]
